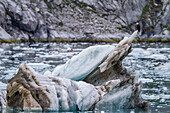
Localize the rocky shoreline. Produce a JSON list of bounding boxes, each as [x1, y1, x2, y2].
[[0, 36, 169, 43]]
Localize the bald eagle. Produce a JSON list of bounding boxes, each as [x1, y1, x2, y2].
[[136, 23, 140, 32]]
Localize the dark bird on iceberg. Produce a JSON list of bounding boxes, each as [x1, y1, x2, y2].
[[136, 23, 140, 32]]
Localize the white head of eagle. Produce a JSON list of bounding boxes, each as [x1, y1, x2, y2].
[[136, 23, 140, 32]]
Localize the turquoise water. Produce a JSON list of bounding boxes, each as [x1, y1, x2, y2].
[[0, 42, 170, 113]]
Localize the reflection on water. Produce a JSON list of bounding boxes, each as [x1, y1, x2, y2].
[[0, 42, 170, 113]]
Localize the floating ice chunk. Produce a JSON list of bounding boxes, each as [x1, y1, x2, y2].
[[147, 48, 160, 54], [0, 48, 3, 52], [138, 78, 153, 83], [12, 53, 25, 57], [159, 48, 170, 53], [129, 48, 150, 57], [27, 63, 50, 69], [142, 94, 160, 100], [0, 66, 5, 70], [145, 54, 168, 60], [0, 82, 7, 90], [142, 94, 170, 100], [155, 63, 170, 71]]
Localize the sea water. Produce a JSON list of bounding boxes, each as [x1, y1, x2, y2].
[[0, 42, 169, 113]]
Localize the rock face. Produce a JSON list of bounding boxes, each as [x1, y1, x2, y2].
[[6, 30, 148, 111], [0, 26, 12, 40], [0, 0, 169, 41]]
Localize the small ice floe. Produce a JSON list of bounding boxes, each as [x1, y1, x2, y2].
[[144, 54, 168, 61], [67, 47, 73, 52], [161, 94, 170, 99], [0, 48, 3, 52], [155, 63, 170, 70], [0, 82, 7, 90], [159, 48, 170, 53], [154, 63, 170, 76], [138, 78, 153, 83], [142, 94, 170, 100], [0, 66, 5, 70], [12, 46, 21, 50], [162, 87, 168, 91], [13, 46, 44, 51], [27, 63, 51, 73], [142, 94, 160, 100], [30, 43, 41, 47], [129, 48, 150, 58], [38, 52, 59, 58], [2, 68, 18, 81], [27, 63, 50, 69], [147, 48, 160, 54], [12, 53, 26, 57]]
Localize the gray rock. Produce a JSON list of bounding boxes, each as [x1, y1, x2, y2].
[[0, 4, 6, 26], [0, 26, 12, 40], [20, 9, 38, 32], [0, 0, 169, 41], [34, 25, 48, 39]]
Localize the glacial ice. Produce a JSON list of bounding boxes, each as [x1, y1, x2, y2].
[[6, 64, 121, 111], [4, 30, 148, 111], [52, 45, 115, 80]]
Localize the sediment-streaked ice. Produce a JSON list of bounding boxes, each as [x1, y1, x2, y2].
[[6, 64, 121, 111]]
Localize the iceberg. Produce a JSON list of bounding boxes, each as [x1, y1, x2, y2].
[[5, 30, 148, 111]]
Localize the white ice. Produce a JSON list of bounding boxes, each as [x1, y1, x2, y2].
[[51, 30, 139, 80], [52, 45, 115, 80]]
